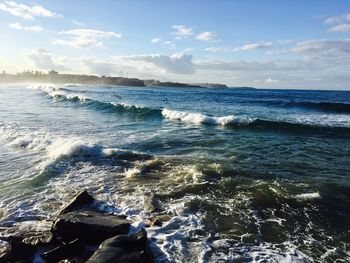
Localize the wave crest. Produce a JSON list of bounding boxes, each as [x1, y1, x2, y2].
[[162, 108, 253, 126]]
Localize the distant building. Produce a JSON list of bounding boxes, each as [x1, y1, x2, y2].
[[48, 70, 59, 76]]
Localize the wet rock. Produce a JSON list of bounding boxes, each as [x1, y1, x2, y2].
[[0, 224, 54, 262], [59, 190, 95, 215], [22, 232, 53, 246], [145, 214, 172, 227], [52, 210, 131, 244], [87, 229, 153, 263], [0, 240, 11, 262], [144, 193, 163, 213], [41, 238, 84, 263], [0, 236, 36, 262]]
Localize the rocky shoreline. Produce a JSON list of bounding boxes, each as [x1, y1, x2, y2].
[[0, 190, 154, 262]]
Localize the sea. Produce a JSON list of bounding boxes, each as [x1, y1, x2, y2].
[[0, 84, 349, 262]]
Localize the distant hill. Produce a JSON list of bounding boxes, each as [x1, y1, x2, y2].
[[0, 70, 249, 89]]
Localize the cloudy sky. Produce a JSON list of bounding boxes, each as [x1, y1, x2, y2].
[[1, 0, 350, 89]]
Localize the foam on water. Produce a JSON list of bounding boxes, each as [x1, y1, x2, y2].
[[0, 122, 51, 151], [295, 192, 321, 200], [1, 84, 350, 262], [0, 121, 150, 176], [162, 108, 253, 126], [30, 84, 90, 101]]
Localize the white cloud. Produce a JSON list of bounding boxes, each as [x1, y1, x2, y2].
[[163, 40, 176, 49], [196, 32, 217, 42], [53, 29, 121, 48], [172, 25, 193, 39], [195, 59, 316, 72], [277, 39, 296, 45], [233, 41, 273, 51], [25, 48, 67, 70], [53, 38, 105, 48], [18, 47, 350, 88], [151, 38, 176, 48], [0, 1, 60, 20], [151, 37, 162, 43], [292, 40, 350, 60], [196, 31, 218, 42], [9, 22, 43, 32], [204, 47, 228, 52], [60, 29, 121, 39], [265, 78, 279, 84], [328, 24, 350, 33], [324, 13, 350, 24], [81, 58, 117, 75], [127, 53, 195, 74], [72, 20, 86, 26]]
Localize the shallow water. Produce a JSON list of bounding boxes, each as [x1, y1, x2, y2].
[[0, 84, 350, 262]]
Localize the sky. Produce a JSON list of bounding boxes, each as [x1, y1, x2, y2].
[[0, 0, 350, 89]]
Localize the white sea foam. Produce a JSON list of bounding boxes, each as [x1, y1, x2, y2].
[[296, 192, 321, 200], [64, 83, 82, 87], [162, 108, 252, 126], [112, 102, 142, 109], [0, 122, 51, 151], [1, 121, 148, 175], [124, 167, 142, 178], [29, 84, 90, 101]]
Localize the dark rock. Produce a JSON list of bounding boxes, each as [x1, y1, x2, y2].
[[59, 190, 95, 215], [0, 225, 54, 262], [87, 229, 153, 263], [145, 215, 172, 227], [52, 210, 131, 244], [22, 232, 53, 246], [0, 240, 11, 262], [0, 237, 36, 262], [41, 239, 84, 263]]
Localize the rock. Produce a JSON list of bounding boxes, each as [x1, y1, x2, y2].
[[0, 236, 36, 262], [87, 229, 153, 263], [0, 225, 54, 262], [145, 214, 172, 227], [144, 193, 163, 213], [0, 240, 11, 262], [59, 190, 95, 215], [41, 239, 84, 263], [52, 210, 131, 244]]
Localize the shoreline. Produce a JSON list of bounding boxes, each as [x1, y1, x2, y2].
[[0, 190, 158, 262]]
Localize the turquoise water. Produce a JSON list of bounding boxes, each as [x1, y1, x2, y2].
[[0, 84, 350, 262]]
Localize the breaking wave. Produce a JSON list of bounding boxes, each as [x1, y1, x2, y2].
[[161, 108, 253, 126], [162, 108, 350, 134], [0, 121, 152, 179], [30, 85, 350, 134], [31, 84, 162, 118]]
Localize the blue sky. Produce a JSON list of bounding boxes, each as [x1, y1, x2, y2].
[[1, 0, 350, 89]]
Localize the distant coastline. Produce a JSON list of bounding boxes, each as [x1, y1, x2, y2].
[[0, 70, 254, 89]]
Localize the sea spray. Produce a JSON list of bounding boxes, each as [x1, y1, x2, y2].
[[161, 108, 253, 126]]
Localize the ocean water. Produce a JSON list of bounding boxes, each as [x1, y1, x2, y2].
[[0, 83, 350, 262]]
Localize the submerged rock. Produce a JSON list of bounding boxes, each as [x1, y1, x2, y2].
[[87, 229, 153, 263], [52, 210, 131, 244]]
